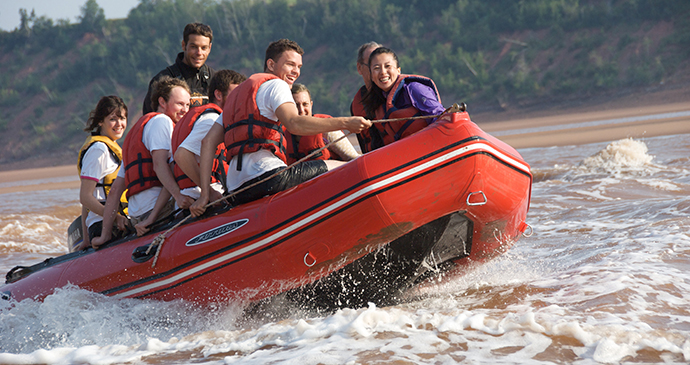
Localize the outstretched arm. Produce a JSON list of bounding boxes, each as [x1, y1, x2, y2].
[[277, 103, 372, 136]]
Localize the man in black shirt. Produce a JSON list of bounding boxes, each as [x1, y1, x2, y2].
[[142, 23, 216, 114]]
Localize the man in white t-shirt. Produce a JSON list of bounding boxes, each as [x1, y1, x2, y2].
[[189, 39, 372, 217], [172, 69, 247, 201], [93, 77, 194, 246]]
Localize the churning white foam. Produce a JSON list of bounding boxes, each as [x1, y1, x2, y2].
[[580, 138, 653, 172], [0, 214, 69, 254]]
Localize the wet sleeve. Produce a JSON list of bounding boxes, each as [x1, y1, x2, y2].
[[407, 82, 445, 117]]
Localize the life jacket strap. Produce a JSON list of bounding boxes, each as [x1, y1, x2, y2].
[[212, 150, 227, 189], [225, 114, 286, 171], [125, 152, 158, 189], [393, 111, 424, 141]]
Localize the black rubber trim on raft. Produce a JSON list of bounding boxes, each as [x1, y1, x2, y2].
[[102, 137, 531, 298]]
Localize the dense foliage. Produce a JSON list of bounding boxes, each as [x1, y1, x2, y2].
[[0, 0, 688, 164]]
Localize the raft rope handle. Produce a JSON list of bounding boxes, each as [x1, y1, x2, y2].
[[146, 103, 465, 268]]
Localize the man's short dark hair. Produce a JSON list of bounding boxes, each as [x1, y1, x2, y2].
[[264, 39, 304, 72], [208, 70, 247, 104], [183, 23, 213, 44]]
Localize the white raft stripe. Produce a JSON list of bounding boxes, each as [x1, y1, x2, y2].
[[113, 142, 529, 298]]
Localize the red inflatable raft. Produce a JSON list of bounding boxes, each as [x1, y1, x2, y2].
[[2, 110, 532, 309]]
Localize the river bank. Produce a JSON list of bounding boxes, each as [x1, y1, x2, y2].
[[1, 87, 689, 195]]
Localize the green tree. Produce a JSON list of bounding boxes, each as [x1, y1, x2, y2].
[[79, 0, 106, 34], [18, 8, 36, 37]]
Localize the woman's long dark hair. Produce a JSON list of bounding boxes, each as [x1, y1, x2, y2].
[[361, 47, 399, 120], [84, 95, 128, 134]]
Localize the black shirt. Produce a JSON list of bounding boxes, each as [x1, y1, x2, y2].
[[142, 52, 215, 114]]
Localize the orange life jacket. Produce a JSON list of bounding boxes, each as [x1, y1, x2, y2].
[[171, 103, 228, 190], [368, 74, 441, 151], [350, 85, 374, 153], [123, 112, 164, 198], [223, 73, 288, 170], [350, 85, 367, 117], [284, 113, 332, 164]]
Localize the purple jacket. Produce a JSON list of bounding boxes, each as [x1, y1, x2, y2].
[[387, 80, 445, 120]]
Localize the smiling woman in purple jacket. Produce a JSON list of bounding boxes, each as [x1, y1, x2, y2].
[[359, 46, 445, 152]]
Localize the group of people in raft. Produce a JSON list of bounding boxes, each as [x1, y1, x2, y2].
[[75, 23, 445, 251]]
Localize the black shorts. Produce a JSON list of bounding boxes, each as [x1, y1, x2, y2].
[[231, 160, 328, 205]]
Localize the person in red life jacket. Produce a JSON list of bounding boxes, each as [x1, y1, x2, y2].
[[286, 83, 359, 164], [189, 39, 372, 216], [360, 47, 445, 152], [92, 76, 194, 246], [172, 69, 247, 202], [75, 96, 129, 251], [350, 41, 382, 153], [143, 23, 215, 114]]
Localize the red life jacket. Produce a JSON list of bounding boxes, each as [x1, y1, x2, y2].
[[223, 73, 288, 170], [123, 112, 164, 198], [350, 85, 367, 117], [350, 85, 374, 153], [368, 74, 441, 151], [284, 113, 332, 164], [171, 103, 228, 190]]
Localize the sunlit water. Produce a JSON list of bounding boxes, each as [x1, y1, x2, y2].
[[2, 134, 690, 364]]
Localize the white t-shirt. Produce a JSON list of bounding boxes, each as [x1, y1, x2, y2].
[[179, 111, 221, 157], [177, 111, 225, 199], [178, 182, 225, 202], [80, 141, 120, 228], [217, 78, 294, 191], [118, 114, 174, 217]]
